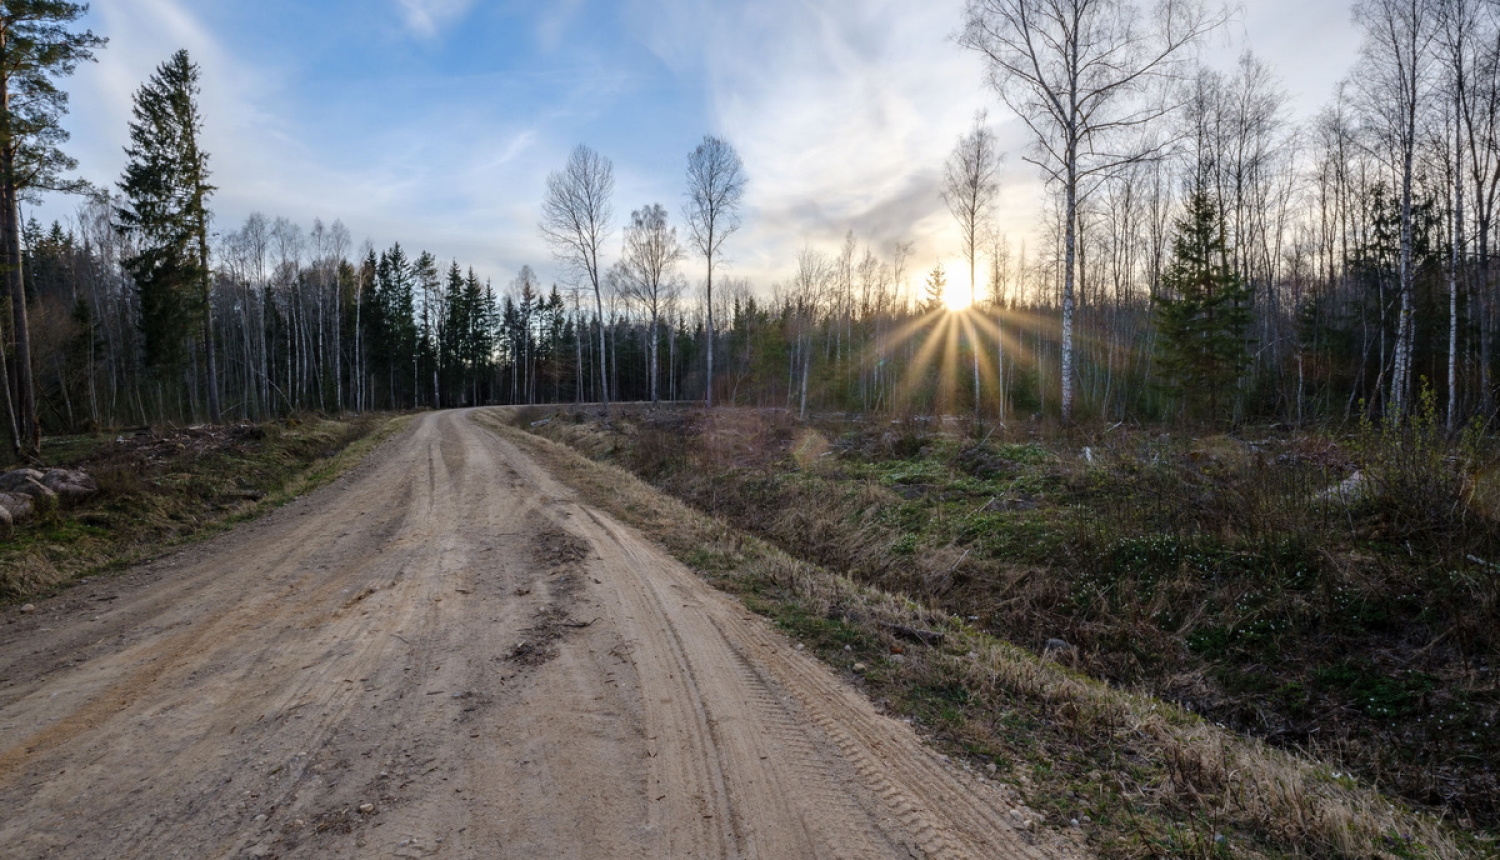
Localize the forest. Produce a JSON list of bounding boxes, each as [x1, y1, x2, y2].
[[3, 0, 1499, 457]]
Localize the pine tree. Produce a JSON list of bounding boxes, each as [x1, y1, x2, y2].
[[0, 1, 104, 455], [1153, 190, 1253, 421], [116, 49, 219, 422]]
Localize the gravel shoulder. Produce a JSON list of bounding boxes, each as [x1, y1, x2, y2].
[[0, 409, 1076, 859]]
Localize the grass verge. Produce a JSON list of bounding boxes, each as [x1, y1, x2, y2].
[[1, 414, 405, 600], [476, 406, 1491, 860]]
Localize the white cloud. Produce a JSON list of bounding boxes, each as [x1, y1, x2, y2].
[[396, 0, 476, 40], [628, 0, 1005, 287]]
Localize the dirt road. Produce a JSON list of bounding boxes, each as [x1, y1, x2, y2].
[[0, 410, 1074, 859]]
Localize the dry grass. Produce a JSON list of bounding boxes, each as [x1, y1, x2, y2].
[[1, 415, 405, 600], [477, 406, 1489, 860], [535, 405, 1500, 834]]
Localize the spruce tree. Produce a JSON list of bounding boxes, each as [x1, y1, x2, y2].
[[117, 50, 220, 422], [1153, 190, 1253, 421], [0, 1, 103, 455], [923, 263, 947, 314]]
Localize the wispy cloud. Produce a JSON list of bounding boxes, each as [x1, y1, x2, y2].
[[628, 0, 1007, 284], [396, 0, 476, 39]]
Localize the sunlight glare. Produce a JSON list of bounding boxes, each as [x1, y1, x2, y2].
[[944, 276, 972, 312]]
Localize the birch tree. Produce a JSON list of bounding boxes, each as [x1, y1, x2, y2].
[[617, 203, 684, 404], [942, 110, 1003, 417], [960, 0, 1221, 420], [684, 135, 746, 409], [1353, 0, 1441, 418], [541, 144, 614, 408]]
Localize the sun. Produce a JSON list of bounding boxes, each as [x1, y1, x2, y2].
[[944, 277, 973, 312]]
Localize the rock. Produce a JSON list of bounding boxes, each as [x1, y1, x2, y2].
[[0, 468, 43, 490], [0, 492, 33, 522], [0, 471, 54, 503], [0, 506, 9, 527], [1315, 470, 1370, 503], [1043, 638, 1073, 653], [852, 662, 867, 672], [253, 813, 267, 823], [20, 604, 35, 614], [41, 468, 98, 503], [358, 803, 375, 814]]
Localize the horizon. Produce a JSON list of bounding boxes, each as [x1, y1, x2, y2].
[[34, 0, 1359, 303]]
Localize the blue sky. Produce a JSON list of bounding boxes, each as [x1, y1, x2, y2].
[[37, 0, 1363, 296]]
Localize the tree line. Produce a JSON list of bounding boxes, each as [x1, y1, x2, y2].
[[5, 0, 1500, 460]]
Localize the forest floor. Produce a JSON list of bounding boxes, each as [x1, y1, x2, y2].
[[0, 414, 397, 600], [518, 403, 1499, 860], [0, 409, 1075, 860]]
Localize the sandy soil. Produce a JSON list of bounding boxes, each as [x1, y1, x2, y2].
[[0, 410, 1079, 859]]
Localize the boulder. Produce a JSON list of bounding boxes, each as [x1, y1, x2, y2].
[[0, 491, 34, 522], [0, 469, 56, 503], [41, 468, 98, 503]]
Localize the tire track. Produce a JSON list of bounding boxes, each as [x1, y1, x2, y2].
[[0, 410, 1083, 860]]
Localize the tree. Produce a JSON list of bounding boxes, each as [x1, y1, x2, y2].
[[924, 262, 948, 314], [1153, 189, 1251, 420], [541, 144, 614, 408], [617, 203, 684, 404], [0, 0, 103, 455], [117, 49, 220, 423], [1353, 0, 1441, 419], [684, 135, 746, 408], [961, 0, 1222, 420], [942, 110, 1003, 417], [1436, 0, 1481, 429]]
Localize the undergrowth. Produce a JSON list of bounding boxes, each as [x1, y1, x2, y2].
[[1, 414, 401, 599], [501, 403, 1499, 859]]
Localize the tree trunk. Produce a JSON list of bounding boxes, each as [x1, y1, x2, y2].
[[706, 244, 715, 409], [649, 312, 658, 404], [1450, 93, 1463, 431], [1061, 151, 1077, 422], [197, 210, 221, 424], [1392, 50, 1419, 419], [2, 155, 37, 455]]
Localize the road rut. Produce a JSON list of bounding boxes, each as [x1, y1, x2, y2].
[[0, 410, 1076, 859]]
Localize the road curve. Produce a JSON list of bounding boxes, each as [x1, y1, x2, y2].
[[0, 410, 1075, 859]]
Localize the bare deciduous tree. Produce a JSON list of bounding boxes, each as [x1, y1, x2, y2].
[[1353, 0, 1441, 418], [942, 110, 1003, 417], [617, 203, 684, 404], [684, 135, 746, 409], [540, 143, 615, 405], [541, 144, 614, 408], [961, 0, 1223, 420]]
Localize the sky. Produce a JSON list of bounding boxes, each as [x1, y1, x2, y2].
[[36, 0, 1364, 299]]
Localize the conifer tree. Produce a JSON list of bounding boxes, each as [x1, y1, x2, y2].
[[0, 0, 103, 455], [923, 263, 948, 314], [117, 49, 219, 422], [1153, 189, 1253, 420]]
